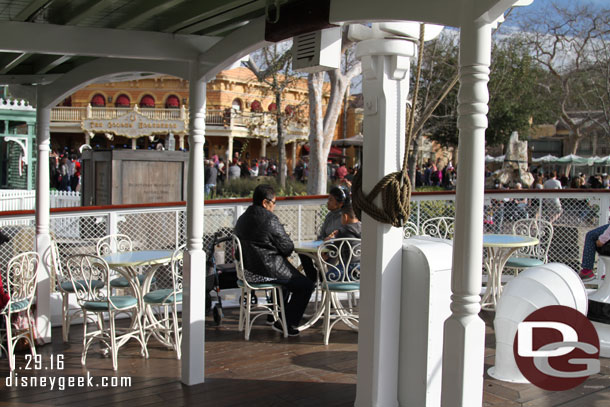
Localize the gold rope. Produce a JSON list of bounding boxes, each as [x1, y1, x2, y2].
[[352, 23, 426, 228]]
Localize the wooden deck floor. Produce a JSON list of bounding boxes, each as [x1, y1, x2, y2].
[[1, 308, 609, 406]]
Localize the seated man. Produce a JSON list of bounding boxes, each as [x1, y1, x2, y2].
[[234, 184, 313, 336]]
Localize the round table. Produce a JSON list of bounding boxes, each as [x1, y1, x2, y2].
[[481, 234, 538, 311]]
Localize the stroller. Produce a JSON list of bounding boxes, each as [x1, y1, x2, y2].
[[205, 228, 238, 325]]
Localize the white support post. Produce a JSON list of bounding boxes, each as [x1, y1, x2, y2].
[[131, 138, 137, 150], [440, 21, 491, 407], [34, 100, 52, 343], [181, 62, 206, 386], [599, 194, 610, 227], [354, 38, 415, 407], [227, 135, 234, 162]]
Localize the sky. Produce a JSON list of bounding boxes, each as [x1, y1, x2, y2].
[[510, 0, 607, 20]]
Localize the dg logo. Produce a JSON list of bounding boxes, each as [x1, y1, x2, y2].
[[513, 305, 600, 391]]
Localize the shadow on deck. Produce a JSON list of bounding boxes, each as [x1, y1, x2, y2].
[[1, 308, 609, 406]]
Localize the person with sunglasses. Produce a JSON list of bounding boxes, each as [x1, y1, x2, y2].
[[234, 184, 313, 336]]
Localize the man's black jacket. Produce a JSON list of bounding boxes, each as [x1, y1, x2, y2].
[[234, 205, 298, 280]]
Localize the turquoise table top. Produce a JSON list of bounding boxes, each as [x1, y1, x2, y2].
[[101, 250, 174, 267], [483, 234, 538, 248], [294, 240, 324, 253]]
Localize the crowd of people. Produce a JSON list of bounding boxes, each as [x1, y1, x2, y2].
[[414, 158, 457, 189], [50, 148, 81, 192]]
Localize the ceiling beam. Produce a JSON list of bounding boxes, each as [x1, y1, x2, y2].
[[14, 0, 56, 22], [0, 22, 220, 61], [160, 0, 263, 34], [0, 74, 61, 85], [114, 0, 189, 30], [35, 55, 72, 74], [0, 53, 33, 74], [63, 0, 116, 25]]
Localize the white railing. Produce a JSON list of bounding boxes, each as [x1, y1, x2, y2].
[[0, 189, 81, 211], [51, 106, 185, 122], [0, 190, 608, 278]]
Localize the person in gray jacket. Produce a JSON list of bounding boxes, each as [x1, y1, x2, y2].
[[300, 186, 350, 282]]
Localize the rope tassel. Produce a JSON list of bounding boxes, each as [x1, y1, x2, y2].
[[352, 169, 412, 228]]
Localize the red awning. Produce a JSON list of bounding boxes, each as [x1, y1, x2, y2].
[[139, 95, 155, 107], [302, 145, 344, 157], [165, 95, 180, 108], [90, 94, 105, 107], [115, 94, 130, 107], [268, 102, 277, 112]]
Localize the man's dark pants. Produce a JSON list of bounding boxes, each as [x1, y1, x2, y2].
[[273, 273, 314, 328]]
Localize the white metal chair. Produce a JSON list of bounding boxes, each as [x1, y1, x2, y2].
[[403, 221, 419, 238], [66, 254, 148, 371], [504, 218, 553, 276], [143, 245, 184, 359], [45, 239, 101, 342], [232, 235, 288, 340], [96, 234, 144, 289], [317, 238, 361, 345], [0, 252, 40, 371], [420, 217, 455, 239]]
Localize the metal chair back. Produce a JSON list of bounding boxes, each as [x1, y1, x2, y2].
[[512, 218, 554, 262]]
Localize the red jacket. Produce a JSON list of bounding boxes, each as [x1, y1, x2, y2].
[[0, 274, 9, 311]]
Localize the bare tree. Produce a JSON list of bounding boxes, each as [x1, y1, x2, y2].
[[306, 28, 361, 195], [519, 3, 610, 171], [245, 43, 300, 187]]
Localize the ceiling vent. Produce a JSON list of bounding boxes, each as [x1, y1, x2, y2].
[[292, 27, 341, 73]]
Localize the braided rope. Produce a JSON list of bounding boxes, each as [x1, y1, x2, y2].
[[352, 24, 426, 228]]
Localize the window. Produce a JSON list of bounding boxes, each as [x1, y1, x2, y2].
[[90, 94, 105, 107], [232, 98, 242, 112], [139, 94, 155, 108], [115, 94, 130, 107], [268, 102, 277, 112], [250, 100, 262, 112], [165, 95, 180, 108], [285, 105, 295, 116]]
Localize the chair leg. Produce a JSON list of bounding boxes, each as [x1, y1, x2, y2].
[[5, 315, 14, 371], [109, 311, 118, 371], [81, 310, 88, 366], [238, 287, 245, 332], [172, 306, 181, 360], [62, 294, 70, 342], [323, 291, 332, 346], [276, 287, 288, 338], [245, 289, 252, 340], [26, 309, 37, 358], [136, 310, 149, 359]]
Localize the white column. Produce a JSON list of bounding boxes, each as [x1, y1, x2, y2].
[[354, 38, 414, 407], [35, 101, 52, 343], [84, 132, 91, 146], [260, 138, 267, 158], [440, 21, 491, 407], [227, 135, 234, 162], [181, 63, 206, 386], [291, 141, 296, 169], [131, 138, 137, 150], [179, 135, 185, 150]]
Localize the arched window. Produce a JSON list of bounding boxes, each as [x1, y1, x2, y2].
[[115, 94, 130, 107], [90, 94, 105, 107], [268, 102, 277, 112], [250, 100, 262, 112], [165, 95, 180, 108], [61, 96, 72, 107], [232, 98, 242, 112], [285, 105, 295, 116], [139, 94, 155, 108]]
